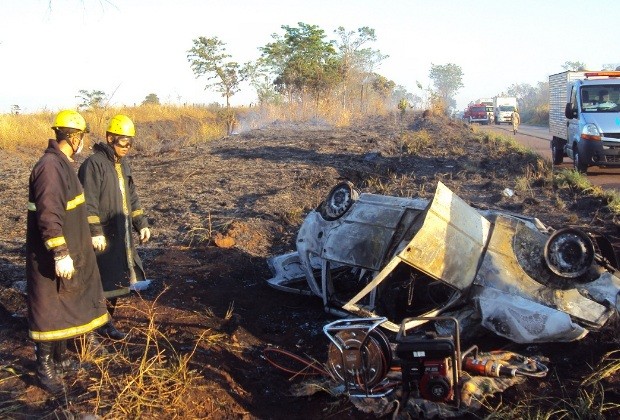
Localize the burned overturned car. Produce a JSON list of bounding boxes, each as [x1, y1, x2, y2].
[[267, 181, 620, 343]]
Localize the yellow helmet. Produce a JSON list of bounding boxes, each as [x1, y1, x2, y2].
[[106, 114, 135, 137], [52, 110, 86, 131]]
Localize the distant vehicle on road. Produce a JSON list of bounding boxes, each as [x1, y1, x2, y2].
[[549, 70, 620, 173], [493, 97, 518, 125], [476, 97, 495, 123], [463, 103, 489, 125]]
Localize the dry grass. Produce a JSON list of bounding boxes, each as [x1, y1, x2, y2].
[[554, 168, 597, 192], [0, 366, 24, 417], [73, 290, 210, 418], [400, 129, 432, 155], [0, 99, 397, 152], [582, 350, 620, 387], [554, 168, 620, 216], [0, 112, 54, 150], [364, 172, 427, 199], [0, 105, 226, 152], [482, 386, 619, 419]]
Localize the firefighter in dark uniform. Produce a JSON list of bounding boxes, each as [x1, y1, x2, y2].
[[78, 114, 151, 340], [26, 110, 109, 394]]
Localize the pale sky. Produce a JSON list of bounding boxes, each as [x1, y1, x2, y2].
[[1, 0, 618, 114]]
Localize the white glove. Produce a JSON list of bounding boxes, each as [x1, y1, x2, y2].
[[92, 235, 107, 251], [139, 227, 151, 243], [55, 255, 75, 280]]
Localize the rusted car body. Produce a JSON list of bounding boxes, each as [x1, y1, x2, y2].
[[267, 182, 620, 343]]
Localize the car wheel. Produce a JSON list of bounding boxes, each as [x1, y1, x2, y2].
[[320, 181, 359, 220], [574, 151, 588, 173], [544, 228, 594, 278]]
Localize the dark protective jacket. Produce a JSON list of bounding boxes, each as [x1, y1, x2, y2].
[[78, 142, 148, 298], [26, 140, 109, 341]]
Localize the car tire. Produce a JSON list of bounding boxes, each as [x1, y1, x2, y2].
[[320, 181, 359, 220], [544, 228, 595, 278], [573, 151, 588, 173]]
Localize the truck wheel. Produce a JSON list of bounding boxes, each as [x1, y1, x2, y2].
[[573, 151, 588, 174], [552, 143, 564, 165]]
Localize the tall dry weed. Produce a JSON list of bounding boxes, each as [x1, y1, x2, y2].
[[0, 112, 54, 150], [2, 101, 382, 153], [77, 290, 208, 418], [0, 105, 226, 152], [401, 130, 432, 155]]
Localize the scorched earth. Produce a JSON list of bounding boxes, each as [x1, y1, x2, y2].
[[0, 112, 619, 419]]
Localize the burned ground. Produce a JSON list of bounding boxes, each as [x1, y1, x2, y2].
[[0, 112, 619, 418]]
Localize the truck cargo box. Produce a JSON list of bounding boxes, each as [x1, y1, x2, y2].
[[548, 71, 586, 139]]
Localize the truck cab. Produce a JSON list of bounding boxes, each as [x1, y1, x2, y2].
[[476, 98, 495, 123], [465, 103, 489, 125], [493, 97, 518, 125], [559, 72, 620, 172]]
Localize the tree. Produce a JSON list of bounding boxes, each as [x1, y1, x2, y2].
[[76, 89, 107, 110], [187, 36, 240, 134], [187, 36, 240, 109], [142, 93, 160, 106], [334, 26, 387, 111], [506, 83, 536, 111], [561, 60, 587, 71], [428, 63, 464, 112], [259, 23, 341, 105], [504, 81, 548, 123], [370, 74, 395, 98], [240, 60, 281, 105]]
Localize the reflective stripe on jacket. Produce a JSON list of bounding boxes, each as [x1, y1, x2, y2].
[[78, 142, 147, 297]]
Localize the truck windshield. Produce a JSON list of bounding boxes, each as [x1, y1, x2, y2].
[[581, 85, 620, 112], [471, 107, 486, 113], [499, 106, 515, 112]]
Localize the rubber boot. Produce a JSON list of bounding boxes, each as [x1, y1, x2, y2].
[[36, 341, 65, 395], [97, 298, 127, 340], [97, 321, 127, 340], [53, 340, 78, 376], [85, 332, 108, 356]]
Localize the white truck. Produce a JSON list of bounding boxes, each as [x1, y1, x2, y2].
[[549, 71, 620, 173], [476, 97, 495, 123], [493, 97, 518, 124]]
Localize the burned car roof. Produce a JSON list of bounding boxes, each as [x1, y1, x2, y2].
[[267, 181, 620, 343]]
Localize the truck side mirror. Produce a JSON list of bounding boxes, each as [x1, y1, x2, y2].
[[564, 103, 575, 119]]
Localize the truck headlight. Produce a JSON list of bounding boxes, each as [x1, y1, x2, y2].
[[581, 123, 601, 141]]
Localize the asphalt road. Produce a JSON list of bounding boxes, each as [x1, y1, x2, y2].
[[481, 123, 620, 191]]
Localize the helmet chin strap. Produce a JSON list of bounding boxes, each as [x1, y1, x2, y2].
[[71, 135, 84, 156]]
